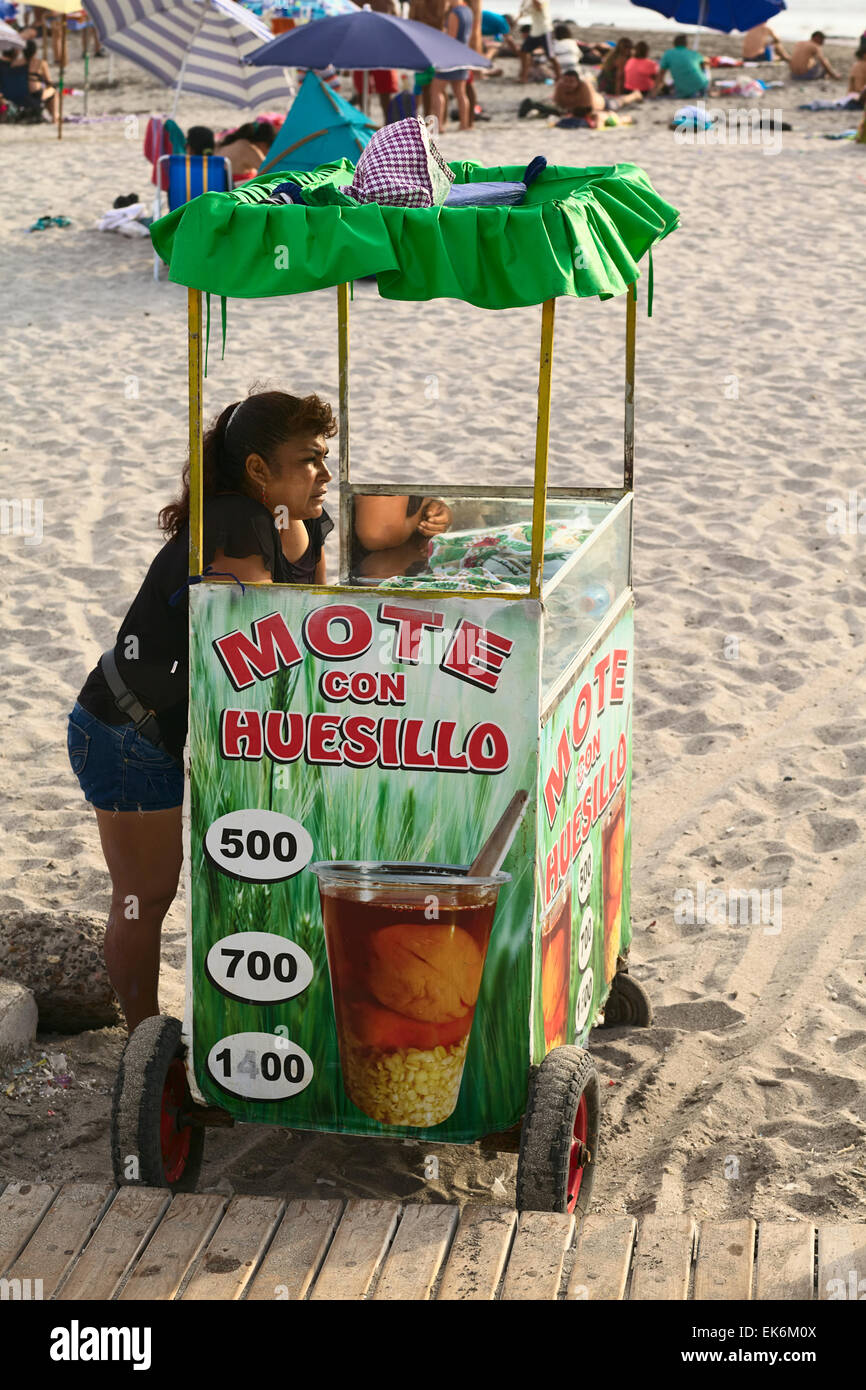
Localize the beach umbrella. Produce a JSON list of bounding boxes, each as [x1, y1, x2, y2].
[[247, 7, 493, 69], [0, 18, 25, 48], [85, 0, 295, 115], [0, 17, 25, 49], [630, 0, 786, 32]]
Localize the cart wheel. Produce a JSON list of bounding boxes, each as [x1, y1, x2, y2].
[[601, 972, 653, 1028], [111, 1015, 204, 1193], [516, 1046, 600, 1216]]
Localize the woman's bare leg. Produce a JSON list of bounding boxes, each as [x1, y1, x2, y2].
[[452, 80, 470, 130], [94, 805, 182, 1032], [431, 78, 447, 130]]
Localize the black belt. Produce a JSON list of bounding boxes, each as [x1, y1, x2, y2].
[[99, 649, 171, 755]]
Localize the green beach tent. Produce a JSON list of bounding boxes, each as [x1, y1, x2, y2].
[[257, 72, 376, 177]]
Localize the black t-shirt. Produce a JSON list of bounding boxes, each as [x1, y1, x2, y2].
[[77, 493, 333, 760]]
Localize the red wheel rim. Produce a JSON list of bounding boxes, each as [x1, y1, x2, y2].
[[566, 1092, 588, 1214], [160, 1058, 191, 1185]]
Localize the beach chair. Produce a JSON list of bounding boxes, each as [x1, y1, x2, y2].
[[0, 64, 43, 122], [152, 154, 233, 280]]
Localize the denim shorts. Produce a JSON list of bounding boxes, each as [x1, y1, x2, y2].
[[67, 701, 184, 812]]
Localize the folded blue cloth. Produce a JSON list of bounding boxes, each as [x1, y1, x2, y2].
[[444, 181, 526, 207]]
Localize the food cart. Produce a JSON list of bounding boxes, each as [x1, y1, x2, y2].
[[112, 156, 678, 1214]]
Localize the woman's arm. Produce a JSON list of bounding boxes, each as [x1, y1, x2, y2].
[[210, 549, 273, 584], [354, 495, 427, 550]]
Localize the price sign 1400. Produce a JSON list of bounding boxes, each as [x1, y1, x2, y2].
[[206, 1032, 313, 1103]]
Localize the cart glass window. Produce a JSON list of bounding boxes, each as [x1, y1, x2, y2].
[[347, 493, 617, 590], [542, 495, 632, 704]]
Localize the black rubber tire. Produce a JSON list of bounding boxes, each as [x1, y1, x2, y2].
[[600, 972, 653, 1028], [516, 1046, 601, 1216], [111, 1015, 204, 1192]]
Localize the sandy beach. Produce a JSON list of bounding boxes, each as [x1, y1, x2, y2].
[[1, 27, 865, 1224]]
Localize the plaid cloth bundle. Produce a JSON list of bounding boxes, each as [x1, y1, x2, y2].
[[338, 117, 455, 208]]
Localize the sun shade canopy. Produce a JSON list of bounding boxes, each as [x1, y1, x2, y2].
[[151, 159, 679, 310]]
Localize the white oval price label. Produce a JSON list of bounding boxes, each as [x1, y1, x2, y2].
[[204, 809, 312, 883], [205, 931, 313, 1005], [575, 967, 594, 1036], [206, 1032, 313, 1103], [577, 906, 593, 973], [577, 841, 594, 908]]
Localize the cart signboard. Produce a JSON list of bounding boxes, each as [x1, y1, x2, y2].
[[534, 605, 634, 1062], [187, 585, 541, 1141]]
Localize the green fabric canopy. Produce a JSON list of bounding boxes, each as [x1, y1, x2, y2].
[[150, 159, 679, 310]]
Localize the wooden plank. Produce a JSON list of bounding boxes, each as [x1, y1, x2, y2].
[[437, 1206, 517, 1302], [501, 1211, 574, 1301], [629, 1214, 696, 1301], [568, 1214, 637, 1300], [310, 1199, 400, 1301], [247, 1199, 343, 1301], [755, 1223, 814, 1301], [56, 1187, 170, 1300], [693, 1220, 755, 1301], [4, 1183, 113, 1298], [0, 1181, 58, 1277], [374, 1204, 459, 1301], [181, 1195, 284, 1301], [817, 1224, 866, 1302], [118, 1193, 226, 1301]]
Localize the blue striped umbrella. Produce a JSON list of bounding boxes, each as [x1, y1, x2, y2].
[[86, 0, 295, 111]]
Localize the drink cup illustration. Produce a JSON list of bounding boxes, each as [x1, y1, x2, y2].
[[541, 878, 571, 1051], [602, 786, 626, 983], [313, 862, 509, 1127]]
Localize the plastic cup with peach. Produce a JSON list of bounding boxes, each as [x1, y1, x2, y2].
[[312, 861, 509, 1128]]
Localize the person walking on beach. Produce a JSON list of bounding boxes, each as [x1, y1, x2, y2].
[[742, 22, 789, 63], [66, 391, 335, 1032], [516, 0, 561, 84], [653, 34, 709, 99], [432, 0, 475, 130], [788, 32, 841, 81]]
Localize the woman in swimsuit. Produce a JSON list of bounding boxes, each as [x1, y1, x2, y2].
[[67, 390, 335, 1031]]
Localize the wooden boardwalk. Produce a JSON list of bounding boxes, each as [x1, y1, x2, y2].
[[0, 1179, 863, 1300]]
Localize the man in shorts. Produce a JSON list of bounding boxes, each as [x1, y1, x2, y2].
[[352, 67, 400, 120], [517, 0, 561, 83], [788, 31, 841, 81]]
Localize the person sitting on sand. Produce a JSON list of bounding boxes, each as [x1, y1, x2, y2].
[[66, 390, 335, 1033], [7, 38, 58, 121], [482, 9, 518, 57], [186, 125, 215, 156], [788, 32, 841, 82], [653, 34, 709, 99], [624, 41, 659, 95], [552, 22, 580, 73], [216, 120, 276, 180], [848, 44, 866, 94], [742, 22, 789, 63], [598, 36, 632, 96]]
